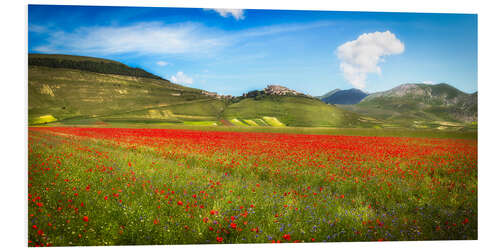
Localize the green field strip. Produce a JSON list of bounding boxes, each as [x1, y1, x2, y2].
[[243, 119, 259, 126], [229, 118, 248, 126], [262, 116, 286, 127]]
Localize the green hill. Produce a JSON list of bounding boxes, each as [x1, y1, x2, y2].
[[29, 54, 163, 80], [339, 83, 477, 129], [27, 53, 386, 129], [222, 95, 374, 127], [28, 54, 224, 125]]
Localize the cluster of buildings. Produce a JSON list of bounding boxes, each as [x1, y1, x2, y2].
[[202, 85, 310, 100], [264, 85, 310, 97]]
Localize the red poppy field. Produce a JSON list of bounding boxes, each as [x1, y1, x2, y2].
[[28, 127, 477, 246]]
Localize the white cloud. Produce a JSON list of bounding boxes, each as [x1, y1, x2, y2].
[[32, 22, 226, 55], [29, 24, 48, 33], [156, 61, 170, 66], [337, 31, 404, 89], [422, 80, 434, 84], [31, 21, 333, 57], [170, 71, 193, 85], [206, 8, 245, 20]]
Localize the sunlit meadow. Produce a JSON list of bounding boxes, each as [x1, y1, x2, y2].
[[28, 127, 477, 246]]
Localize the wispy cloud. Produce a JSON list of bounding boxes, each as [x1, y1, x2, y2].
[[31, 21, 333, 57], [32, 22, 226, 55], [29, 24, 48, 33], [205, 8, 245, 20], [422, 80, 434, 84], [156, 61, 170, 66], [236, 21, 333, 39], [170, 71, 193, 85], [337, 31, 404, 89]]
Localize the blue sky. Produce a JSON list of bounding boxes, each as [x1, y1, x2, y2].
[[28, 5, 477, 96]]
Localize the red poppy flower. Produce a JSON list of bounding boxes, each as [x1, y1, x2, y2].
[[83, 216, 89, 222]]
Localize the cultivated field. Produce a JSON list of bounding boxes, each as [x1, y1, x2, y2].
[[28, 127, 477, 246]]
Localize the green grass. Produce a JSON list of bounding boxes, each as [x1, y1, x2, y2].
[[261, 117, 285, 127], [183, 121, 217, 126], [31, 115, 58, 125], [253, 119, 269, 127], [28, 127, 477, 246], [242, 119, 259, 127], [223, 96, 368, 127], [28, 65, 224, 125], [229, 118, 248, 126]]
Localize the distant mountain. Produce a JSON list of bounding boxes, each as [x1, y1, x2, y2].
[[340, 83, 477, 126], [317, 89, 341, 100], [320, 88, 368, 105]]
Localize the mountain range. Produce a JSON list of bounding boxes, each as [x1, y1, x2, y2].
[[336, 83, 477, 127], [28, 53, 477, 130]]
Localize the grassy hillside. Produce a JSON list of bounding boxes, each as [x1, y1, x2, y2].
[[222, 95, 375, 127], [29, 54, 475, 131], [339, 83, 477, 129], [29, 54, 164, 80], [28, 54, 225, 125]]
